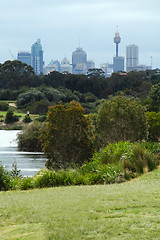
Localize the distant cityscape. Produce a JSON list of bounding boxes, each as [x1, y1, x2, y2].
[[17, 31, 152, 77]]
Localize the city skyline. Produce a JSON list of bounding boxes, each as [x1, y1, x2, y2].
[[0, 0, 159, 69]]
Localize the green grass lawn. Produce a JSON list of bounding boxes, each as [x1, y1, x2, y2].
[[0, 169, 160, 239], [0, 111, 38, 121]]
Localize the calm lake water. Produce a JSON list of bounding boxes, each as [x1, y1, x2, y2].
[[0, 130, 47, 177]]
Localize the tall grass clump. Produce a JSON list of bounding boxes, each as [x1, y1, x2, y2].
[[121, 142, 159, 174], [92, 141, 133, 165]]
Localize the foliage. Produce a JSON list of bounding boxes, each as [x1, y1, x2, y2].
[[17, 121, 43, 151], [39, 86, 65, 103], [0, 102, 9, 111], [95, 95, 148, 148], [36, 115, 47, 122], [92, 141, 133, 165], [0, 60, 35, 90], [146, 111, 160, 141], [5, 110, 19, 124], [16, 88, 45, 109], [0, 164, 11, 191], [87, 68, 105, 78], [10, 160, 22, 179], [27, 99, 49, 115], [147, 83, 160, 112], [40, 101, 94, 169], [23, 115, 32, 123], [121, 143, 158, 174]]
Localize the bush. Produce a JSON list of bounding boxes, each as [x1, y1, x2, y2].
[[0, 102, 9, 111], [16, 88, 45, 109], [5, 110, 19, 124], [0, 164, 11, 191], [28, 99, 49, 115], [36, 115, 47, 122], [23, 115, 32, 123], [17, 121, 43, 151], [92, 141, 133, 165], [121, 143, 158, 174]]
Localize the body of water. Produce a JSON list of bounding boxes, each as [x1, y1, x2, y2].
[[0, 130, 46, 177]]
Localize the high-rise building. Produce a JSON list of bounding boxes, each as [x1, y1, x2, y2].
[[72, 47, 87, 74], [126, 44, 139, 72], [43, 60, 60, 75], [113, 31, 124, 72], [17, 52, 31, 66], [60, 57, 72, 74], [101, 63, 113, 77], [31, 39, 43, 75], [86, 60, 95, 71]]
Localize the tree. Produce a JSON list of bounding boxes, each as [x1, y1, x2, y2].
[[146, 111, 160, 141], [148, 83, 160, 112], [16, 88, 45, 109], [87, 68, 105, 78], [40, 101, 94, 169], [95, 95, 148, 148], [0, 60, 35, 90], [17, 121, 42, 152]]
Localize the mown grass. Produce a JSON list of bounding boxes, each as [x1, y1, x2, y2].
[[0, 169, 160, 239]]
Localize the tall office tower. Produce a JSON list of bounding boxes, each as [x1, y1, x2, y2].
[[72, 47, 87, 74], [17, 52, 31, 66], [31, 39, 43, 75], [126, 44, 139, 72], [113, 31, 124, 72]]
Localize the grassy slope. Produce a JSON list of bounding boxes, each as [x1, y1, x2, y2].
[[0, 170, 160, 239]]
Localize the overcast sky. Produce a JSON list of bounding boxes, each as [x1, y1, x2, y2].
[[0, 0, 160, 69]]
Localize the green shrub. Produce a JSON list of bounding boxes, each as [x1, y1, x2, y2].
[[5, 110, 19, 124], [28, 100, 49, 115], [92, 141, 133, 165], [20, 177, 34, 190], [121, 143, 158, 174], [0, 164, 11, 191], [17, 121, 43, 151], [0, 102, 9, 111], [16, 88, 45, 109], [23, 115, 32, 123], [36, 115, 47, 122]]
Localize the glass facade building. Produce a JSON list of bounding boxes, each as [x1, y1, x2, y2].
[[17, 52, 31, 66], [31, 39, 43, 75]]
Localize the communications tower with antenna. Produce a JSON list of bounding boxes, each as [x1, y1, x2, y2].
[[113, 26, 124, 72], [114, 26, 121, 57]]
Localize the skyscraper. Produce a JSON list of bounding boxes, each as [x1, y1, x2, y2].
[[31, 39, 43, 75], [17, 52, 31, 66], [60, 57, 72, 73], [72, 47, 87, 74], [126, 44, 139, 72], [113, 31, 124, 72]]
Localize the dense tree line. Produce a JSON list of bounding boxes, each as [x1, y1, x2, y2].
[[1, 60, 160, 101]]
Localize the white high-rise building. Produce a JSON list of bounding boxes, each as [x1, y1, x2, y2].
[[126, 44, 139, 72], [60, 57, 72, 73]]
